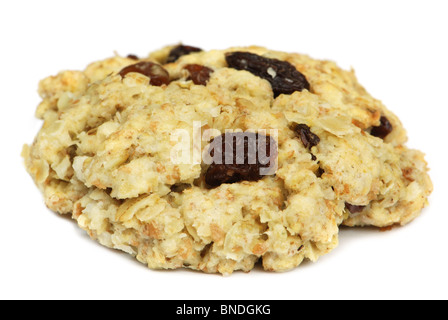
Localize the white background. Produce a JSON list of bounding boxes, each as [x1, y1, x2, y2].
[[1, 0, 447, 300]]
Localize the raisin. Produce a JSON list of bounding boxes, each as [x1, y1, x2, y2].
[[184, 64, 213, 85], [205, 132, 277, 187], [316, 167, 325, 178], [370, 116, 393, 139], [167, 45, 202, 63], [345, 202, 366, 214], [127, 54, 139, 60], [225, 52, 310, 97], [293, 123, 320, 149], [118, 62, 170, 86]]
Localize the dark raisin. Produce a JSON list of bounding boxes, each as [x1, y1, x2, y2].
[[127, 54, 139, 60], [167, 45, 202, 63], [370, 116, 393, 139], [293, 123, 320, 149], [205, 132, 277, 187], [316, 167, 325, 178], [118, 62, 170, 86], [345, 202, 366, 214], [225, 52, 310, 97], [184, 64, 213, 85]]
